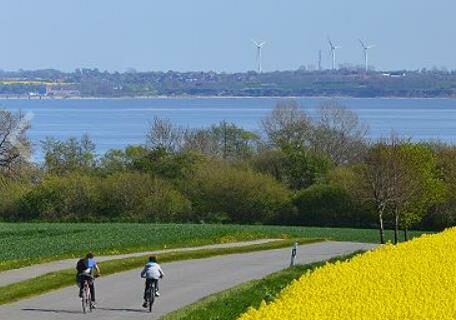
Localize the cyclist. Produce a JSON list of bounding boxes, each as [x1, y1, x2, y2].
[[140, 256, 164, 308], [76, 252, 101, 308]]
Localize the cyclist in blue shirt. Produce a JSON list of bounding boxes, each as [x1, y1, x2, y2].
[[76, 252, 101, 308]]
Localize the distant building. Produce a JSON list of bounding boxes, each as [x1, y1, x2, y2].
[[381, 72, 407, 78], [46, 85, 80, 97]]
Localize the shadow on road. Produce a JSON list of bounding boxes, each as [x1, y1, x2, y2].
[[22, 307, 148, 314], [22, 308, 81, 315], [98, 307, 147, 313]]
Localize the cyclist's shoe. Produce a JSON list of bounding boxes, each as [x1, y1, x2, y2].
[[91, 302, 96, 309], [142, 301, 148, 308], [155, 291, 160, 297]]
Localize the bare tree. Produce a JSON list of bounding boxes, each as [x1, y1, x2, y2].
[[183, 128, 217, 155], [261, 100, 313, 148], [313, 101, 368, 165], [184, 121, 260, 159], [359, 143, 392, 244], [357, 134, 442, 244], [146, 117, 186, 152], [262, 100, 368, 165], [0, 109, 31, 172]]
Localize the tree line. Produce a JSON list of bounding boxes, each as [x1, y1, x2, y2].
[[1, 100, 455, 243], [3, 68, 456, 97]]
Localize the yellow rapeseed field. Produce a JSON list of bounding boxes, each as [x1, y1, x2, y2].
[[239, 228, 456, 320]]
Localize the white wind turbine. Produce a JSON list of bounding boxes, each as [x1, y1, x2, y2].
[[252, 40, 266, 73], [359, 39, 375, 73], [328, 38, 342, 70]]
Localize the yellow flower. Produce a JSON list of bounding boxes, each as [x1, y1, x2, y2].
[[238, 228, 456, 320]]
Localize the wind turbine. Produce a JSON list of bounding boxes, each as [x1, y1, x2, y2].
[[359, 39, 375, 73], [328, 37, 341, 70], [252, 40, 266, 73]]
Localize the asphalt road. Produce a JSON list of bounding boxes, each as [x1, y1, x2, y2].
[[0, 241, 377, 320], [0, 239, 279, 287]]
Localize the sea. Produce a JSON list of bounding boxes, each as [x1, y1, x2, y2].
[[1, 97, 455, 160]]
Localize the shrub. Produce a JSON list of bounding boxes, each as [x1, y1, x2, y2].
[[0, 176, 31, 220], [293, 184, 373, 227], [18, 174, 100, 220], [185, 161, 292, 224], [17, 172, 191, 222], [99, 172, 191, 222]]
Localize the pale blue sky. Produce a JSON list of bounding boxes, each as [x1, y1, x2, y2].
[[0, 0, 453, 72]]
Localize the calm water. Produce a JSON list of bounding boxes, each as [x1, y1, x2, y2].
[[1, 97, 456, 160]]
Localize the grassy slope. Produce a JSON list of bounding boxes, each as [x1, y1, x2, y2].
[[162, 253, 360, 320], [0, 223, 427, 271], [0, 238, 318, 305]]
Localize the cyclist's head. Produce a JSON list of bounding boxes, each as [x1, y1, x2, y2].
[[86, 252, 94, 259], [148, 256, 157, 263]]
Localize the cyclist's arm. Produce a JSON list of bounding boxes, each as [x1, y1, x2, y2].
[[94, 263, 101, 276], [140, 266, 147, 278]]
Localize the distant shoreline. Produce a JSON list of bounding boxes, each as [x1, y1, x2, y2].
[[0, 95, 456, 101]]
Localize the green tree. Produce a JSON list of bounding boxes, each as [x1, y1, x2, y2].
[[392, 143, 446, 241], [251, 145, 330, 190], [250, 149, 289, 183], [42, 134, 96, 175], [429, 147, 456, 229], [357, 139, 445, 244], [282, 145, 331, 190]]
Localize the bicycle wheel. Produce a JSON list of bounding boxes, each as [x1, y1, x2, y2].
[[87, 284, 93, 313], [81, 285, 87, 314], [148, 282, 155, 313]]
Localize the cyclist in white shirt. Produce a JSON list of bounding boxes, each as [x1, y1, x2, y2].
[[140, 256, 164, 308]]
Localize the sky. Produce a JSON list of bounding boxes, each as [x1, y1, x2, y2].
[[0, 0, 454, 73]]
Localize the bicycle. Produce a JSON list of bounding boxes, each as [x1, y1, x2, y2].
[[80, 274, 98, 314], [81, 279, 93, 314], [144, 279, 158, 313]]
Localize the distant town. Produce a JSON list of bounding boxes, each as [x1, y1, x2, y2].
[[0, 67, 455, 98]]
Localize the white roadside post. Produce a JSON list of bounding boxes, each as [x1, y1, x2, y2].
[[290, 242, 298, 267]]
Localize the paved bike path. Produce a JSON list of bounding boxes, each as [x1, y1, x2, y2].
[[0, 241, 377, 320], [0, 239, 279, 287]]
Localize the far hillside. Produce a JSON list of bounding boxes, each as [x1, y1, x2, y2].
[[1, 68, 456, 97]]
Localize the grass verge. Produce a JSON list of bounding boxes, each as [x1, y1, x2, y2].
[[161, 252, 361, 320], [0, 238, 319, 305]]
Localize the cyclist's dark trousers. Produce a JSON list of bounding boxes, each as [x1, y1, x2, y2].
[[144, 279, 159, 299], [79, 275, 96, 302]]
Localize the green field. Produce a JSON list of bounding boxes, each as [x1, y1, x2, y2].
[[0, 223, 428, 271]]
